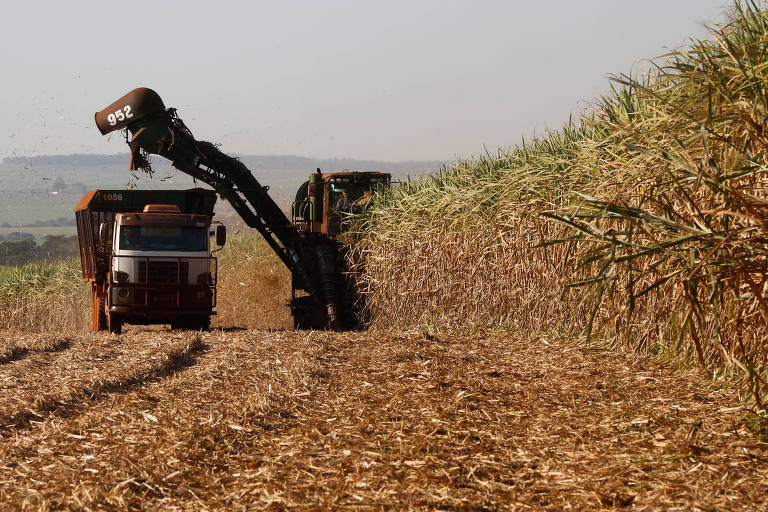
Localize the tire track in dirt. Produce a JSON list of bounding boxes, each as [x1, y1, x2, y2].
[[0, 335, 73, 365], [0, 331, 207, 433], [0, 329, 321, 509], [0, 347, 28, 365]]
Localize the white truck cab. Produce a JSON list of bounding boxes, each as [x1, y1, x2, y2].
[[75, 189, 224, 334], [107, 204, 224, 332]]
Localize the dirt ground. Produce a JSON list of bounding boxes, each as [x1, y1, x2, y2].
[[0, 328, 765, 511]]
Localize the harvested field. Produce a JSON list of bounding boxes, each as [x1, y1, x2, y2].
[[0, 328, 765, 510]]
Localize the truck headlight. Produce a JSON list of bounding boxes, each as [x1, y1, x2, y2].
[[113, 287, 130, 305], [115, 271, 129, 283], [197, 272, 213, 285]]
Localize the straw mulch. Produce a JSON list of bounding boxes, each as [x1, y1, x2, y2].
[[0, 328, 765, 510]]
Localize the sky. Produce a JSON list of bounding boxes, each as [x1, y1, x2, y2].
[[0, 0, 732, 162]]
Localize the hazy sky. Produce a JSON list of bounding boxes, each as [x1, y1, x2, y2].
[[0, 1, 731, 162]]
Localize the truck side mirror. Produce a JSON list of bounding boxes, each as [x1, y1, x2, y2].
[[215, 225, 227, 246], [98, 222, 109, 244]]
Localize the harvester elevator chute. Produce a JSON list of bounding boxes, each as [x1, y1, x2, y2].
[[95, 88, 347, 327]]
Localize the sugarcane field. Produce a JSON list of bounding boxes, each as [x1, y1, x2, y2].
[[2, 1, 768, 510]]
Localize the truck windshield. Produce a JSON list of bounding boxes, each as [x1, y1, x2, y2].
[[119, 226, 207, 252]]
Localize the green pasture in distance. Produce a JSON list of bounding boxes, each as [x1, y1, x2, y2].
[[0, 191, 82, 226]]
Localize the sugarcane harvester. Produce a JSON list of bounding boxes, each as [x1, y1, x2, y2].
[[95, 88, 389, 329]]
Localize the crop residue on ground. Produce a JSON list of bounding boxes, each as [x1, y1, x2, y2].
[[0, 328, 765, 510]]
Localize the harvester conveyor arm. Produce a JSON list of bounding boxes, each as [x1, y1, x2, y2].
[[159, 139, 318, 298], [94, 88, 319, 298]]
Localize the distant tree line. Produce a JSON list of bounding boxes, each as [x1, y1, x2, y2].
[[0, 233, 35, 242], [5, 178, 87, 196], [0, 217, 76, 230], [50, 178, 87, 194], [0, 236, 79, 266]]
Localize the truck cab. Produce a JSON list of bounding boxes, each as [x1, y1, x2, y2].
[[75, 189, 224, 334], [108, 204, 224, 332]]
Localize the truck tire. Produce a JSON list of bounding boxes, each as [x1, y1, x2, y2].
[[171, 316, 210, 331], [192, 316, 211, 331], [107, 312, 123, 334], [94, 293, 108, 331]]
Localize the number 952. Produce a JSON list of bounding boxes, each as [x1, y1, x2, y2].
[[107, 105, 134, 126]]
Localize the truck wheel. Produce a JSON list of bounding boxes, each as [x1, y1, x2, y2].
[[194, 316, 211, 331], [171, 316, 210, 331], [93, 293, 108, 331], [107, 313, 123, 334]]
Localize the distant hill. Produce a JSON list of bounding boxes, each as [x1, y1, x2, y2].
[[2, 153, 445, 177], [3, 154, 127, 167], [0, 153, 444, 227]]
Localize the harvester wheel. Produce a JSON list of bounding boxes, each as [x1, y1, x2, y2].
[[293, 314, 314, 330], [291, 296, 315, 330]]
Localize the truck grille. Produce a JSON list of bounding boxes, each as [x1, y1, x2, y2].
[[130, 289, 178, 307], [137, 261, 189, 284]]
